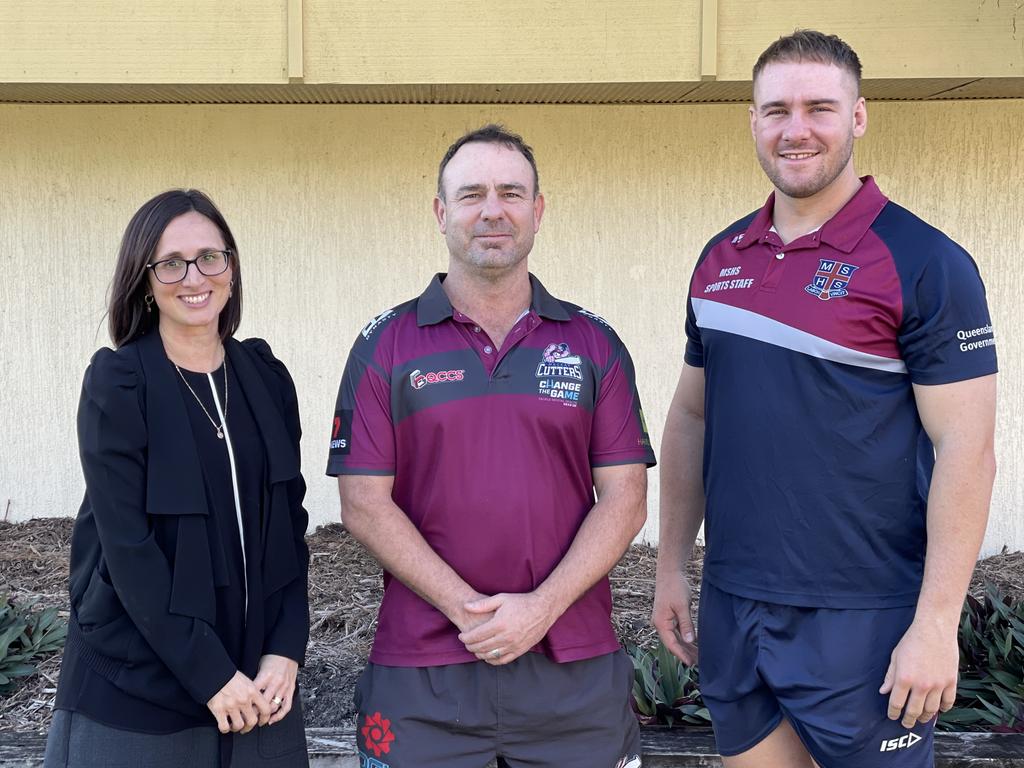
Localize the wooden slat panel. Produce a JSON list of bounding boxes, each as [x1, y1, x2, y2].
[[0, 1, 287, 83], [304, 0, 701, 84], [716, 0, 1024, 81], [4, 79, 1021, 105], [0, 81, 705, 105], [930, 78, 1024, 100]]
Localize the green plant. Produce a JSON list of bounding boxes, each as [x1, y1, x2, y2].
[[626, 642, 711, 727], [939, 584, 1024, 732], [0, 593, 67, 695]]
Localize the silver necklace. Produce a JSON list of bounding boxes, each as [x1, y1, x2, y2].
[[175, 355, 229, 439]]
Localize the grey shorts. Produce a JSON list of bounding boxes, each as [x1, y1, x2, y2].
[[353, 650, 642, 768]]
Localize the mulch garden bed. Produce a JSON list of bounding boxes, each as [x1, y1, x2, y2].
[[1, 517, 1022, 733]]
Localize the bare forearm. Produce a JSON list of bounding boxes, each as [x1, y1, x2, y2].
[[342, 489, 480, 626], [657, 408, 705, 579], [535, 466, 647, 619], [916, 444, 996, 628]]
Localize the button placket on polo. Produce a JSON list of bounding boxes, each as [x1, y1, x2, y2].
[[489, 314, 540, 380], [757, 231, 788, 294], [758, 231, 821, 294], [453, 312, 540, 379]]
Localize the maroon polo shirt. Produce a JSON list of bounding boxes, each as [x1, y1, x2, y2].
[[327, 274, 655, 666]]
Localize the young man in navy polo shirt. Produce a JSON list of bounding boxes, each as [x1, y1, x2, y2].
[[653, 30, 997, 768], [328, 125, 654, 768]]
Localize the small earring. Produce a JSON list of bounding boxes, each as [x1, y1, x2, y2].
[[144, 294, 154, 313], [228, 280, 234, 298]]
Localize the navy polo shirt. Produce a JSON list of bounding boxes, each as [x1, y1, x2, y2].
[[686, 177, 997, 608]]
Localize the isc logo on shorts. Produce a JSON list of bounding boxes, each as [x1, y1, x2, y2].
[[880, 732, 922, 752]]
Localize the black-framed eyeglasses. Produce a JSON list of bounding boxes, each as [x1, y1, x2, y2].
[[147, 250, 231, 284]]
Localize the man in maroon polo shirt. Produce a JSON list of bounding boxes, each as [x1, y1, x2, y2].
[[327, 125, 654, 768]]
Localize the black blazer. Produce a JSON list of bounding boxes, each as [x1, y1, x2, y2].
[[63, 331, 309, 717]]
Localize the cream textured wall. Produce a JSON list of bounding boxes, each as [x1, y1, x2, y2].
[[0, 102, 1020, 556]]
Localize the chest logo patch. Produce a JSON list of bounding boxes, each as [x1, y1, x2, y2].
[[541, 342, 580, 365], [409, 368, 465, 389], [536, 342, 583, 406], [805, 259, 859, 301]]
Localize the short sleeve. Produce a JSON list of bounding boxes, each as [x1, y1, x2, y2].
[[683, 293, 704, 368], [325, 334, 396, 476], [898, 242, 997, 385], [589, 340, 657, 469]]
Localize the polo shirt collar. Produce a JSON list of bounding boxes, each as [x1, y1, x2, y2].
[[416, 272, 571, 327], [735, 176, 889, 254]]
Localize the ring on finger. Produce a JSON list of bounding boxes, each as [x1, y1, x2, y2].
[[489, 649, 501, 660], [272, 696, 283, 706]]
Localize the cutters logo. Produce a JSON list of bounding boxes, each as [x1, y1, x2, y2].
[[361, 711, 395, 758], [535, 342, 583, 381], [880, 732, 922, 752], [409, 368, 465, 390], [536, 342, 583, 406]]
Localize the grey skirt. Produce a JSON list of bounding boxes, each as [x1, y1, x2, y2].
[[43, 702, 308, 768]]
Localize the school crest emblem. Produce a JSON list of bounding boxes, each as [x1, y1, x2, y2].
[[805, 259, 859, 301]]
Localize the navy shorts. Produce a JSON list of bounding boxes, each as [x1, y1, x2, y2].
[[353, 651, 641, 768], [698, 580, 934, 767]]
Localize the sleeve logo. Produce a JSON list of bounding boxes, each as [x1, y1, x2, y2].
[[329, 409, 352, 455], [361, 310, 396, 340], [957, 324, 995, 352]]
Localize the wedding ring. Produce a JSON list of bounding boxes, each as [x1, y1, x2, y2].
[[272, 696, 283, 706], [489, 649, 501, 659]]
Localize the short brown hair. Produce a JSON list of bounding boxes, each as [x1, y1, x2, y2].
[[437, 124, 540, 200], [107, 189, 242, 348], [753, 30, 862, 89]]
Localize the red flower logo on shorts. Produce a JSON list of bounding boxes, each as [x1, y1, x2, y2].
[[361, 711, 395, 757]]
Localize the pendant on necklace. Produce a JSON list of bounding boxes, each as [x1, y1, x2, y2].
[[216, 429, 224, 439]]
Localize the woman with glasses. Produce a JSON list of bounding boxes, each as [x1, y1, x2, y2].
[[44, 190, 310, 768]]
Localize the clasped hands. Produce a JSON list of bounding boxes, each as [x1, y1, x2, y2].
[[457, 591, 558, 666], [206, 654, 298, 734]]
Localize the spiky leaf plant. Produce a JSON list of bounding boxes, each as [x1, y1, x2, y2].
[[625, 642, 711, 727], [0, 593, 67, 695], [939, 584, 1024, 732]]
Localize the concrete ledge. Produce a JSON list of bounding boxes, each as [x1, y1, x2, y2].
[[1, 727, 1022, 766]]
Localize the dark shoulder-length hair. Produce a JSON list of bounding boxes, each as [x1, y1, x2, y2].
[[108, 189, 243, 348]]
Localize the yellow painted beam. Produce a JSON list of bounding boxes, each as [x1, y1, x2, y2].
[[717, 0, 1024, 81], [304, 0, 701, 84], [0, 1, 288, 84], [700, 0, 718, 80], [288, 0, 304, 83]]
